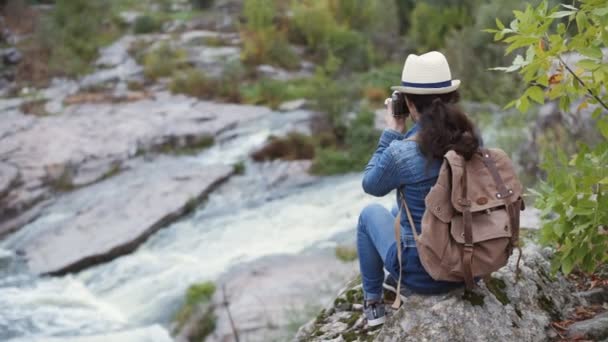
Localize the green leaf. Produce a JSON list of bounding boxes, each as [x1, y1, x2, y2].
[[575, 11, 588, 32], [599, 177, 608, 185], [548, 10, 576, 18], [591, 107, 603, 119], [520, 96, 530, 112], [560, 4, 578, 11], [579, 47, 603, 59], [598, 118, 608, 139], [496, 18, 505, 30], [577, 59, 601, 71], [527, 86, 545, 104], [562, 255, 574, 274], [592, 7, 608, 16]]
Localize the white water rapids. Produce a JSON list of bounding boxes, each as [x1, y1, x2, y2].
[[0, 110, 392, 342]]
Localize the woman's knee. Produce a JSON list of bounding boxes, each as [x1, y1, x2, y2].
[[358, 203, 388, 230]]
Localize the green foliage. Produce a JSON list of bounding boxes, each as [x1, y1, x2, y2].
[[173, 281, 217, 340], [185, 282, 216, 305], [309, 56, 357, 138], [190, 0, 214, 9], [311, 109, 379, 175], [28, 0, 122, 78], [241, 0, 299, 70], [143, 43, 188, 80], [233, 161, 246, 175], [251, 132, 316, 161], [241, 79, 287, 110], [133, 15, 162, 34], [409, 2, 473, 52], [489, 0, 608, 274], [170, 61, 244, 102], [533, 145, 608, 274], [335, 245, 358, 262], [290, 0, 382, 71]]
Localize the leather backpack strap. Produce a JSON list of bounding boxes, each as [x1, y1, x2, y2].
[[391, 188, 420, 309], [479, 148, 513, 200], [458, 162, 475, 289], [479, 148, 523, 280], [392, 206, 403, 309]]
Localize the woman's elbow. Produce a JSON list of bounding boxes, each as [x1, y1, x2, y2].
[[362, 177, 386, 197]]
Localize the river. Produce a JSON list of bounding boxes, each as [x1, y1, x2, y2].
[[0, 109, 392, 341]]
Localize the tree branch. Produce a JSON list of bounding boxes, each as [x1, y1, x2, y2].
[[557, 55, 608, 112]]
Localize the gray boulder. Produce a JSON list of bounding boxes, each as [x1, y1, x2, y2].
[[567, 311, 608, 341], [3, 158, 233, 275], [296, 244, 578, 342], [0, 95, 270, 237]]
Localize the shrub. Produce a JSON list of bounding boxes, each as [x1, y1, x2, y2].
[[241, 79, 287, 109], [251, 132, 315, 161], [173, 281, 216, 340], [170, 61, 244, 102], [311, 109, 379, 175], [240, 0, 298, 70], [489, 0, 608, 274], [408, 2, 472, 52], [143, 43, 188, 80], [291, 1, 338, 53], [170, 68, 213, 97], [335, 245, 358, 262], [326, 27, 372, 71], [133, 15, 162, 34], [16, 0, 122, 82], [190, 0, 214, 10]]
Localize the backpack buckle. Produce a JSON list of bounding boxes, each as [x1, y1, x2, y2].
[[458, 198, 471, 207]]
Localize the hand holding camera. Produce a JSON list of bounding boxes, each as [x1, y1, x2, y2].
[[384, 91, 410, 133]]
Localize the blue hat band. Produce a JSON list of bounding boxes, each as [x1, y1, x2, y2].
[[401, 80, 452, 88]]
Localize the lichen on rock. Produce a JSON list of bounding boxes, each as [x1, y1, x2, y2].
[[295, 243, 578, 342]]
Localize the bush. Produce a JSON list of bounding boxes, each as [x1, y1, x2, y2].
[[170, 61, 244, 102], [251, 132, 315, 161], [408, 2, 472, 52], [241, 79, 287, 109], [190, 0, 214, 9], [490, 0, 608, 274], [326, 27, 372, 71], [143, 43, 188, 80], [133, 15, 162, 34], [311, 109, 379, 175], [240, 0, 298, 70], [16, 0, 122, 82], [170, 68, 213, 98]]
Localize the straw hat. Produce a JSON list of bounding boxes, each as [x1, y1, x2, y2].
[[391, 51, 460, 95]]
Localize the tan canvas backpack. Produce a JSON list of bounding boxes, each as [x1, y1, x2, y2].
[[391, 147, 525, 308]]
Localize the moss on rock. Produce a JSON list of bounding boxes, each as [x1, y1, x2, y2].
[[173, 281, 217, 341], [486, 277, 510, 305], [462, 289, 485, 306]]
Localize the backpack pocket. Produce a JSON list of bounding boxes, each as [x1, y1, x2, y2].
[[445, 207, 512, 277]]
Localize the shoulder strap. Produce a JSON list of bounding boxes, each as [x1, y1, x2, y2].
[[391, 188, 420, 309], [459, 163, 475, 289]]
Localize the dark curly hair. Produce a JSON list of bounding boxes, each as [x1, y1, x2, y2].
[[405, 91, 480, 160]]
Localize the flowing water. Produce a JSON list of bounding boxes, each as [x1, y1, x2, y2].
[[0, 110, 392, 342]]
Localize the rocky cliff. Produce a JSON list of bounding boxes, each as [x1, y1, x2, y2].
[[295, 244, 581, 342]]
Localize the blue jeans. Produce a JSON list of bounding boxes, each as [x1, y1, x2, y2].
[[357, 203, 463, 301], [357, 203, 404, 301]]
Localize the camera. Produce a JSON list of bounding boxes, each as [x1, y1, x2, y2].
[[391, 91, 409, 117]]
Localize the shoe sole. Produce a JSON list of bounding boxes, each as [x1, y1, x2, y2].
[[367, 315, 386, 327], [383, 282, 409, 303]]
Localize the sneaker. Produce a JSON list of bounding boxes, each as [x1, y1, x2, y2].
[[363, 300, 386, 327], [383, 274, 413, 302]]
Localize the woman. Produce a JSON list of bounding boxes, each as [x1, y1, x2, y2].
[[357, 51, 480, 326]]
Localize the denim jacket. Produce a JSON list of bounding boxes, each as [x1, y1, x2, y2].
[[362, 124, 463, 294]]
